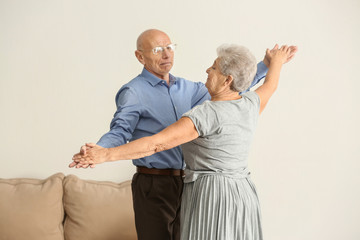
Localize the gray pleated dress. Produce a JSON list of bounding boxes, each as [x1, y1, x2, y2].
[[180, 91, 263, 240]]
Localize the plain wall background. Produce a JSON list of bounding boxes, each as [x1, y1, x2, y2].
[[1, 0, 359, 239]]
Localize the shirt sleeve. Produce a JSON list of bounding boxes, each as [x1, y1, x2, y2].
[[182, 102, 218, 137], [191, 82, 211, 108], [97, 86, 142, 148], [240, 61, 268, 94]]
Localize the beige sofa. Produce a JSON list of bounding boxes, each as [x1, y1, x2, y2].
[[0, 173, 137, 240]]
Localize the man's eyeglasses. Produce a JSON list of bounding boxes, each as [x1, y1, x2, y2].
[[140, 43, 177, 55]]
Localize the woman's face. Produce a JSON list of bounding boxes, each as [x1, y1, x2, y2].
[[205, 58, 227, 95]]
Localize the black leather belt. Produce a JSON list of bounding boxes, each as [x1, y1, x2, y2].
[[136, 166, 184, 177]]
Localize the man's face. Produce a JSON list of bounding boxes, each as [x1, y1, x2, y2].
[[136, 32, 174, 79]]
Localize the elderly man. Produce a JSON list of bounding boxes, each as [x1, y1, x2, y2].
[[70, 29, 296, 240]]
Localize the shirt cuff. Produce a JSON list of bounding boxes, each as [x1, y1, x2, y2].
[[257, 61, 268, 77]]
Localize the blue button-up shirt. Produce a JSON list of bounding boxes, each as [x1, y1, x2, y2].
[[97, 62, 268, 169]]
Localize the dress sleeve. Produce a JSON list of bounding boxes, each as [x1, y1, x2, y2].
[[241, 91, 260, 114], [182, 102, 218, 137]]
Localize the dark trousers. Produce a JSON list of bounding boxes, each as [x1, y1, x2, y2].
[[131, 173, 184, 240]]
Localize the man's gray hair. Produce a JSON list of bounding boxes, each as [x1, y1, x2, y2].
[[216, 44, 257, 92]]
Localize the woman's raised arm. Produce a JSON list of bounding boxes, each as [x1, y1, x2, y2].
[[255, 45, 297, 114]]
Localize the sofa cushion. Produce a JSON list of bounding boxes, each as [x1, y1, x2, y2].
[[0, 173, 65, 240], [63, 175, 137, 240]]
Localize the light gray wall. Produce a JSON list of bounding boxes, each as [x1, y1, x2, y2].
[[1, 0, 359, 239]]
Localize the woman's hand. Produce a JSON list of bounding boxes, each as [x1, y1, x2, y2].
[[256, 44, 298, 114], [266, 45, 293, 65], [263, 44, 298, 67], [71, 143, 109, 168]]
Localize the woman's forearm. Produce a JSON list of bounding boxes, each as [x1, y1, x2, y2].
[[104, 117, 198, 162], [255, 54, 286, 114], [105, 136, 167, 161], [262, 59, 283, 94], [74, 118, 198, 166]]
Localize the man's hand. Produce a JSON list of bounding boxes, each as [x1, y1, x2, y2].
[[71, 143, 108, 168], [263, 44, 298, 67], [69, 144, 96, 169]]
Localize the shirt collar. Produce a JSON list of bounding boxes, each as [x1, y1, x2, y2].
[[140, 67, 176, 87]]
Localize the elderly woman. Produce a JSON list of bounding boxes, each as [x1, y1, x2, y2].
[[73, 44, 295, 240]]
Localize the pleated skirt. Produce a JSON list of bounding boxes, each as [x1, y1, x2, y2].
[[180, 174, 263, 240]]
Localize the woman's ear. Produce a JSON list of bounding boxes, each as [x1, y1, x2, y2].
[[224, 75, 233, 87]]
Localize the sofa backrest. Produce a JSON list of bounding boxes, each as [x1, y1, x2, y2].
[[0, 173, 137, 240], [63, 174, 137, 240]]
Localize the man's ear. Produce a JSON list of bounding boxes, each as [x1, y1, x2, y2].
[[135, 50, 145, 65]]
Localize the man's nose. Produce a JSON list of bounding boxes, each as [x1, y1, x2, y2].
[[162, 49, 171, 58]]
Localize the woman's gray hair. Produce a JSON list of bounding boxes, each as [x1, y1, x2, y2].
[[216, 44, 257, 92]]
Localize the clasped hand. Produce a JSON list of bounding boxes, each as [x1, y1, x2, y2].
[[69, 143, 107, 169], [263, 44, 298, 67]]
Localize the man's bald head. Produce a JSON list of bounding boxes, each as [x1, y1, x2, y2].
[[134, 29, 174, 81], [136, 29, 170, 50]]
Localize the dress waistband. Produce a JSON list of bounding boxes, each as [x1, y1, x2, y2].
[[184, 169, 250, 183]]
